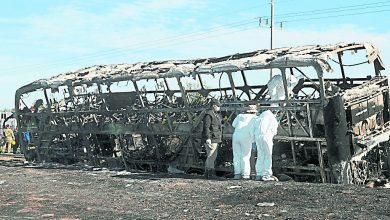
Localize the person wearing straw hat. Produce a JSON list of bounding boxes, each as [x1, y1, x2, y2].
[[231, 104, 258, 180]]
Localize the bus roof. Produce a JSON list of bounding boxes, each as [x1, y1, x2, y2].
[[21, 42, 384, 90]]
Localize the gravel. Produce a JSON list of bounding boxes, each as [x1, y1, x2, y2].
[[0, 165, 389, 219]]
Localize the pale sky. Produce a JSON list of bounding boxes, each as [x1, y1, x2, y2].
[[1, 0, 390, 109]]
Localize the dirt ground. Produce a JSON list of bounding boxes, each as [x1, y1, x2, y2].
[[0, 162, 390, 220]]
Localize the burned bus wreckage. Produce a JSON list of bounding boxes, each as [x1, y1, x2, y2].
[[15, 42, 390, 184]]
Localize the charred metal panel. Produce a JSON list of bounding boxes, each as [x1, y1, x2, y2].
[[323, 94, 352, 184], [349, 94, 384, 124]]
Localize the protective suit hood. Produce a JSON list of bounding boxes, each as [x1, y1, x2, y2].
[[232, 113, 257, 130], [267, 73, 300, 103], [232, 113, 257, 140], [254, 110, 279, 136]]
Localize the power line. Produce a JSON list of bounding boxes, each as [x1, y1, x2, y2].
[[4, 0, 302, 73], [2, 18, 259, 73], [3, 1, 390, 74], [278, 2, 390, 20], [266, 0, 390, 19], [258, 2, 390, 29], [30, 25, 259, 75], [11, 21, 260, 74], [281, 8, 390, 23]]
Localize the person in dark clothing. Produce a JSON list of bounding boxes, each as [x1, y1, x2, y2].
[[202, 98, 223, 179]]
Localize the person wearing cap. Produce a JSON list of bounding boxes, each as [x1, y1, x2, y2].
[[231, 105, 258, 180], [202, 98, 223, 179], [253, 110, 279, 181], [2, 124, 15, 154]]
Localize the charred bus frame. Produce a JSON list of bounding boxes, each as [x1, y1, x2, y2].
[[15, 42, 390, 184]]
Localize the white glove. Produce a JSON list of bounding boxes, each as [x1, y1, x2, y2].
[[206, 139, 211, 145]]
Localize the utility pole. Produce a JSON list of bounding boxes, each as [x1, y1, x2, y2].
[[270, 0, 274, 78]]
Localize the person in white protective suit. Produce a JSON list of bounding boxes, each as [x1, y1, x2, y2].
[[231, 105, 258, 180], [253, 110, 279, 181], [267, 73, 299, 106]]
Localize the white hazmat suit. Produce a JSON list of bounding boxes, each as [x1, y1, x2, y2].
[[232, 113, 257, 179], [267, 73, 299, 106], [253, 110, 279, 180]]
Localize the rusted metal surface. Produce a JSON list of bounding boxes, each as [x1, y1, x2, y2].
[[14, 42, 390, 183]]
